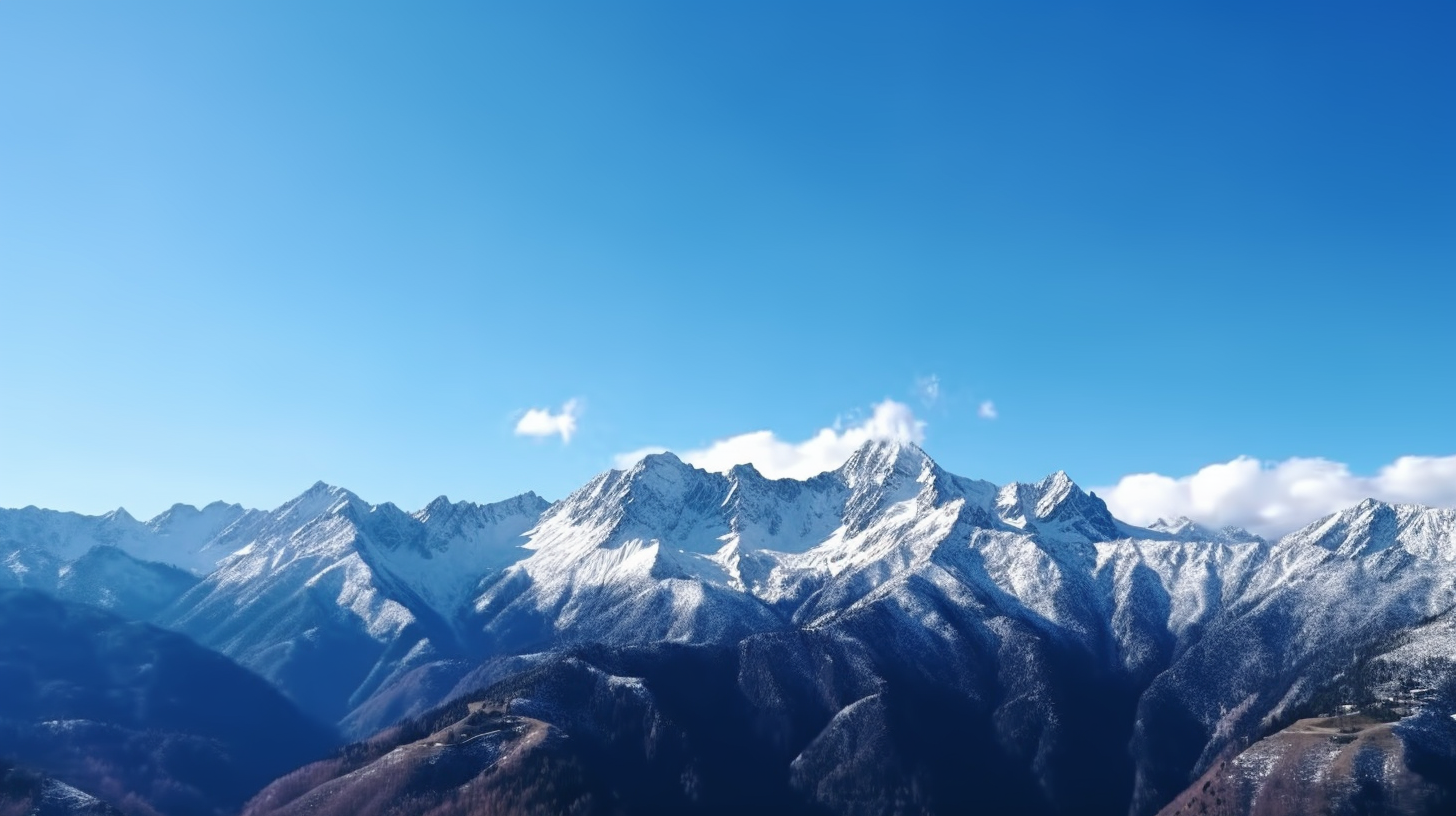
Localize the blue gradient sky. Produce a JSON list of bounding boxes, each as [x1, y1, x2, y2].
[[1, 2, 1452, 517]]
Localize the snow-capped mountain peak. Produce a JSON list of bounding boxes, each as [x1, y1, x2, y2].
[[726, 461, 766, 483], [1279, 498, 1456, 560], [836, 441, 940, 534], [274, 481, 363, 523], [415, 495, 456, 521], [1146, 516, 1203, 537], [835, 439, 932, 489], [99, 507, 139, 525], [1034, 470, 1077, 513], [517, 452, 728, 570], [995, 470, 1120, 545]]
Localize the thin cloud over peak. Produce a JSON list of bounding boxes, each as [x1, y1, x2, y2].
[[915, 375, 941, 406], [614, 399, 926, 479]]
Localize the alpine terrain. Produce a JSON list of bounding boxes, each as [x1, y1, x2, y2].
[[4, 441, 1455, 815]]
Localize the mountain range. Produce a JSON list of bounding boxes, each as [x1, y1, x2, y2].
[[3, 441, 1455, 815]]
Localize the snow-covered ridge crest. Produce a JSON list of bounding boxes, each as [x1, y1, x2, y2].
[[515, 440, 981, 574], [463, 442, 1456, 658], [191, 481, 552, 620], [993, 469, 1120, 546], [0, 499, 262, 575], [152, 482, 550, 722], [469, 440, 1127, 648], [1, 481, 553, 724], [1277, 497, 1456, 560], [10, 449, 1455, 620]]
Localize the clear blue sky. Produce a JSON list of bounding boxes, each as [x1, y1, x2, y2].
[[1, 1, 1452, 517]]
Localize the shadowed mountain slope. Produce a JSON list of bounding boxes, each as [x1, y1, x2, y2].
[[0, 590, 337, 816]]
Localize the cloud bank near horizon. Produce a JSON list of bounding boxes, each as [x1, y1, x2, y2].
[[1095, 454, 1456, 539]]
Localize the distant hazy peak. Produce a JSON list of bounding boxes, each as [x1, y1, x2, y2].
[[411, 491, 551, 525], [98, 507, 139, 525], [1143, 516, 1263, 544], [146, 499, 250, 529]]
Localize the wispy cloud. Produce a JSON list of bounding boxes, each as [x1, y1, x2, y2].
[[915, 375, 941, 406], [1095, 454, 1456, 539], [514, 399, 581, 444], [977, 400, 998, 420], [613, 399, 926, 479]]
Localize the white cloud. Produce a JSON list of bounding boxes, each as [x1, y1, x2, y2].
[[513, 399, 581, 444], [1095, 454, 1456, 539], [978, 400, 998, 420], [613, 399, 926, 479], [915, 375, 941, 406]]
